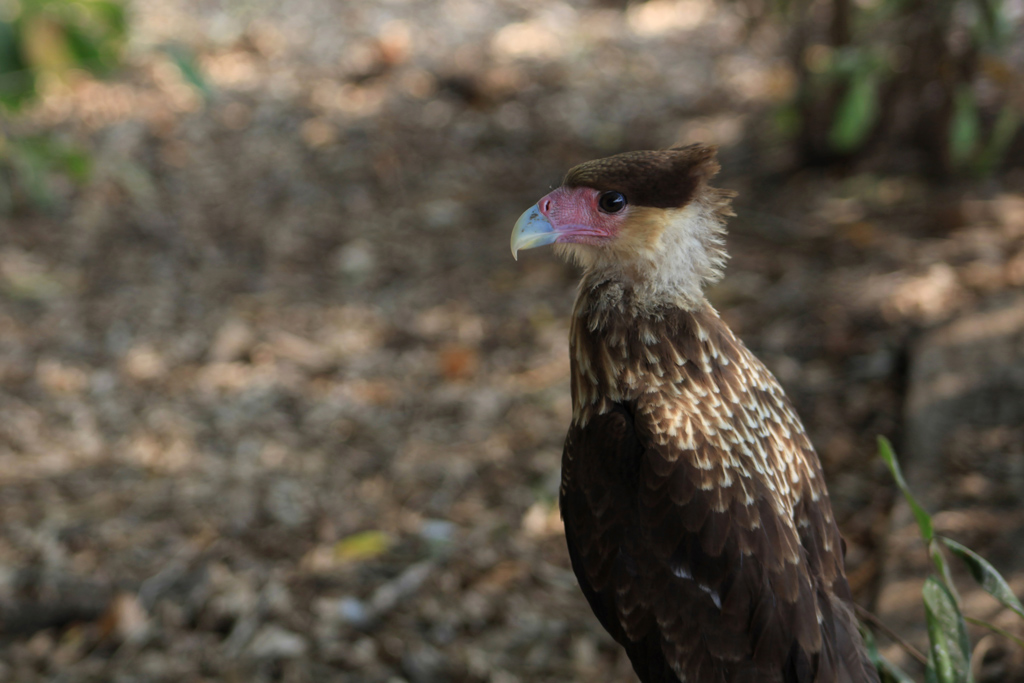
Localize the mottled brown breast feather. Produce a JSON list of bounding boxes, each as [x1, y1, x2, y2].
[[563, 144, 721, 209]]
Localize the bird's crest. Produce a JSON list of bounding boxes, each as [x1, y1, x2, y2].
[[563, 144, 735, 219]]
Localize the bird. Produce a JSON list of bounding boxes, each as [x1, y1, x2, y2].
[[509, 144, 879, 683]]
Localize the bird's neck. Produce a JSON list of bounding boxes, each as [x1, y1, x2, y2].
[[578, 265, 708, 314], [568, 279, 728, 426]]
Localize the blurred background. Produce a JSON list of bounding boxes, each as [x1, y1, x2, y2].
[[0, 0, 1023, 681]]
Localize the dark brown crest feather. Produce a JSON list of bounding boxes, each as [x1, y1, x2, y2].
[[563, 144, 724, 209]]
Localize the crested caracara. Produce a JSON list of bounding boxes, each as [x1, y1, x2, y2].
[[510, 145, 879, 683]]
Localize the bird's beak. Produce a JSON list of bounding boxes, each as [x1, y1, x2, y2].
[[511, 203, 557, 260]]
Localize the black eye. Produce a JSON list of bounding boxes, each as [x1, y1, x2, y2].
[[598, 191, 627, 213]]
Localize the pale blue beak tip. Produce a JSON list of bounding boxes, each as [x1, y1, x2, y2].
[[510, 203, 556, 260]]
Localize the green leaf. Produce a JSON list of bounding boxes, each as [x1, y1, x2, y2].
[[774, 104, 801, 140], [827, 46, 885, 78], [60, 147, 91, 183], [829, 69, 879, 153], [861, 626, 920, 683], [3, 134, 93, 209], [0, 0, 126, 111], [63, 24, 102, 71], [950, 86, 980, 169], [88, 1, 128, 36], [974, 104, 1021, 176], [971, 0, 1013, 48], [923, 576, 974, 683], [60, 0, 127, 73], [0, 20, 36, 111], [6, 136, 55, 206], [873, 0, 911, 21], [63, 23, 106, 72], [0, 19, 26, 73], [878, 436, 934, 543], [0, 68, 36, 111], [333, 530, 394, 562], [942, 537, 1024, 620]]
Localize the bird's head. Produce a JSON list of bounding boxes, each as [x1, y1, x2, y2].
[[511, 144, 735, 307]]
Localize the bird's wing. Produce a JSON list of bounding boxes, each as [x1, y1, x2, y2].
[[561, 404, 685, 683], [560, 348, 875, 683]]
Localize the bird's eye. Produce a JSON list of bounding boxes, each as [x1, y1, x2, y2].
[[598, 191, 627, 214]]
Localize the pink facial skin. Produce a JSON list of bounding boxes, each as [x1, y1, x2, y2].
[[537, 187, 629, 246]]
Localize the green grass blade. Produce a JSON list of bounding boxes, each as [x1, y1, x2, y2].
[[861, 626, 919, 683], [963, 616, 1024, 651], [923, 576, 974, 683], [942, 537, 1024, 620], [930, 538, 962, 606], [162, 44, 210, 96], [878, 436, 934, 543]]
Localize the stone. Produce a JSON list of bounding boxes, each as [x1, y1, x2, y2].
[[247, 625, 309, 659]]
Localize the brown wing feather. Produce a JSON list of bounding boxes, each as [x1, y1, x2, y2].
[[562, 288, 879, 683]]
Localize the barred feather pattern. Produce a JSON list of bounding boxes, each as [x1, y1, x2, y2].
[[559, 276, 879, 683]]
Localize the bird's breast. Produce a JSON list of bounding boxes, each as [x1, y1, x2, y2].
[[568, 291, 826, 526]]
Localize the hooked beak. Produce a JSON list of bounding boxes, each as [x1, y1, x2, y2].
[[510, 203, 557, 260]]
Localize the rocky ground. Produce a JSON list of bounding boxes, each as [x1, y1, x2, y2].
[[1, 0, 1023, 681]]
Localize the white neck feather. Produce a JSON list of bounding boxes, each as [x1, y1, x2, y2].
[[634, 201, 727, 308]]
